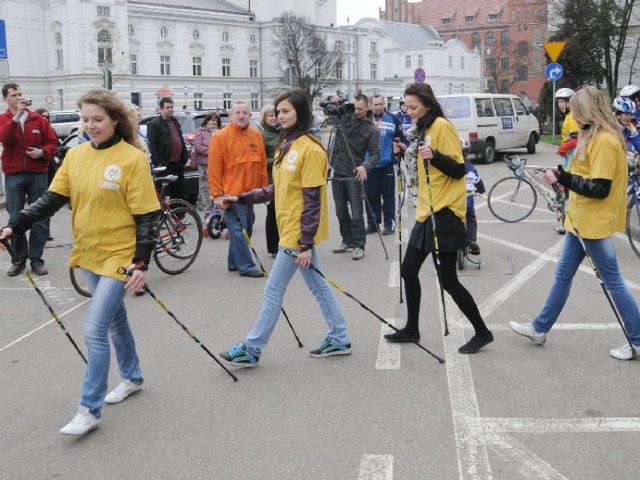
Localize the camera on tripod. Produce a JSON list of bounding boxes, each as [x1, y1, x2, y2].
[[319, 94, 354, 116]]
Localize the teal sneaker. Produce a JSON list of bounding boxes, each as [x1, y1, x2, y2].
[[219, 342, 259, 368], [309, 337, 352, 358]]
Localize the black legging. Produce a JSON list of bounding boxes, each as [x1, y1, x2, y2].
[[401, 244, 489, 336]]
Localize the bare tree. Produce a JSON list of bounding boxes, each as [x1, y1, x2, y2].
[[272, 12, 344, 100], [484, 41, 524, 94]]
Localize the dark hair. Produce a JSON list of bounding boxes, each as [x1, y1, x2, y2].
[[202, 111, 220, 128], [34, 108, 50, 120], [77, 88, 138, 148], [159, 97, 174, 109], [2, 82, 20, 98], [354, 94, 369, 104], [404, 83, 445, 133]]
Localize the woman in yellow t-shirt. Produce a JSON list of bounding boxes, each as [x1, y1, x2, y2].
[[218, 89, 351, 368], [510, 86, 640, 360], [0, 89, 160, 434], [383, 83, 493, 354]]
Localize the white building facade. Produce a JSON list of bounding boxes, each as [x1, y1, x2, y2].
[[0, 0, 481, 112]]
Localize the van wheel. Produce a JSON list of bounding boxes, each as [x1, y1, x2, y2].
[[526, 133, 536, 154], [483, 140, 496, 164]]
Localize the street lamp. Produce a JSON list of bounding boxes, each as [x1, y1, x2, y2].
[[476, 45, 491, 93]]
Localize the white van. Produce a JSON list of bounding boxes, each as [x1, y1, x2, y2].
[[437, 94, 540, 163]]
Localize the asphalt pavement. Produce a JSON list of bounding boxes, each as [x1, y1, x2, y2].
[[1, 141, 639, 479]]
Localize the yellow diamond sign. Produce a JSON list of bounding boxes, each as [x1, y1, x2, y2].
[[544, 42, 566, 63]]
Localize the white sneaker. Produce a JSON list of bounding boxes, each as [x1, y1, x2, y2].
[[352, 247, 365, 260], [105, 379, 142, 404], [609, 342, 640, 360], [60, 406, 100, 435], [509, 321, 546, 345]]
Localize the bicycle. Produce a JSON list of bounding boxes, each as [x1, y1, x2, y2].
[[487, 154, 566, 224], [204, 206, 228, 239], [69, 170, 203, 297], [625, 152, 640, 258]]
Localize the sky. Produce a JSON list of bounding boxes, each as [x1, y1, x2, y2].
[[335, 0, 386, 26]]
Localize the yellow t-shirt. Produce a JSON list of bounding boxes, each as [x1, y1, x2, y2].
[[416, 117, 467, 223], [50, 140, 160, 280], [273, 135, 329, 249], [562, 111, 579, 142], [565, 131, 627, 239]]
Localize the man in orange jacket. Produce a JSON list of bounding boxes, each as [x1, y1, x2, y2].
[[209, 101, 268, 277]]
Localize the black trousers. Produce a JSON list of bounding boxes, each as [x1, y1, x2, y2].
[[163, 162, 184, 200], [265, 200, 279, 254]]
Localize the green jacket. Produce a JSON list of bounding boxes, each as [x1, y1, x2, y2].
[[261, 123, 280, 183]]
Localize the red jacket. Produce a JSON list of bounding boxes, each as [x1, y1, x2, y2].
[[0, 108, 59, 175]]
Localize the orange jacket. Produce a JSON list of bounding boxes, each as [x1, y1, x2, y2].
[[208, 122, 268, 197]]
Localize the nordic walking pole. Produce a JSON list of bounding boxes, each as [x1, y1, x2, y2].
[[564, 211, 635, 351], [1, 239, 87, 363], [395, 156, 406, 304], [228, 203, 304, 348], [421, 139, 449, 336], [283, 249, 444, 364], [117, 267, 238, 382]]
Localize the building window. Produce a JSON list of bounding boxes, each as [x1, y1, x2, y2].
[[486, 32, 495, 47], [501, 30, 509, 46], [249, 59, 258, 78], [486, 57, 495, 74], [461, 57, 464, 69], [526, 9, 531, 19], [222, 58, 231, 77], [97, 29, 111, 43], [97, 5, 111, 17], [500, 55, 509, 71], [336, 64, 343, 79], [448, 55, 453, 68], [193, 57, 202, 76], [442, 18, 452, 25], [160, 55, 170, 75], [130, 54, 138, 75], [488, 13, 499, 20], [250, 33, 256, 45], [517, 65, 528, 81], [464, 16, 475, 22], [56, 49, 64, 69], [518, 41, 529, 57], [160, 26, 168, 39], [128, 24, 135, 38], [222, 31, 229, 43], [194, 92, 203, 110], [192, 29, 200, 41], [98, 46, 112, 65], [517, 10, 521, 20], [370, 63, 377, 80], [418, 54, 423, 66], [487, 80, 496, 94], [251, 93, 259, 111], [448, 83, 453, 94], [335, 40, 345, 51], [370, 41, 377, 53], [223, 92, 232, 110], [405, 55, 411, 68], [501, 80, 510, 93], [471, 33, 480, 49]]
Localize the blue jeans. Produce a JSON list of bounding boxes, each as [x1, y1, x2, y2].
[[80, 270, 143, 417], [5, 172, 49, 267], [224, 205, 257, 274], [332, 178, 366, 249], [244, 247, 351, 356], [365, 165, 396, 230], [533, 233, 640, 344]]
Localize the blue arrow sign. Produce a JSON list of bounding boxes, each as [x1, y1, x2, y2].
[[545, 63, 563, 82], [0, 20, 7, 60]]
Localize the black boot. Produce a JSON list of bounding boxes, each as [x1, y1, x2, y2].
[[384, 328, 420, 343], [458, 331, 494, 354]]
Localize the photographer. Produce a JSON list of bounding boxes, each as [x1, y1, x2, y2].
[[327, 94, 380, 260]]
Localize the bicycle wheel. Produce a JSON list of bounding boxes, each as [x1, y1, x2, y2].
[[167, 198, 197, 212], [154, 206, 203, 275], [626, 198, 640, 258], [69, 267, 92, 297], [488, 177, 537, 223]]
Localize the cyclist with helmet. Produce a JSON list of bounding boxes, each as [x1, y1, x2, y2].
[[555, 88, 579, 166], [620, 84, 640, 124], [613, 97, 640, 154]]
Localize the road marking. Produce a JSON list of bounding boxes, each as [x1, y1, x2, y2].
[[358, 454, 393, 480], [376, 318, 401, 370], [485, 434, 567, 479], [474, 322, 624, 331], [388, 261, 400, 288], [479, 417, 640, 433]]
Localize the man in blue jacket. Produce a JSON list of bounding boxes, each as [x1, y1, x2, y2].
[[365, 94, 406, 235]]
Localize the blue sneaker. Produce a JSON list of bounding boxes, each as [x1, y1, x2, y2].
[[219, 342, 259, 368], [309, 337, 352, 358]]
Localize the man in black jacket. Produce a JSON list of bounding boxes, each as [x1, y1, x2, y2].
[[146, 97, 188, 200], [329, 94, 380, 260]]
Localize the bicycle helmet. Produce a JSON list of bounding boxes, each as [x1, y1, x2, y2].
[[613, 97, 637, 114], [620, 84, 640, 99], [555, 88, 576, 100], [399, 95, 405, 105]]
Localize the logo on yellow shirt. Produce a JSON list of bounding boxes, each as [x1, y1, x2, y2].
[[287, 150, 299, 164], [104, 165, 122, 181]]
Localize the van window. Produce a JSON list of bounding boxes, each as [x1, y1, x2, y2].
[[493, 98, 514, 116], [438, 97, 471, 119], [475, 99, 495, 117], [513, 97, 528, 116]]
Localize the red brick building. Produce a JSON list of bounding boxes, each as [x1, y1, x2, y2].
[[380, 0, 548, 105]]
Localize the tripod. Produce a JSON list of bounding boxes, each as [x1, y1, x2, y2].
[[325, 119, 389, 260]]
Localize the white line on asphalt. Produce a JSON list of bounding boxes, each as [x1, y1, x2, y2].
[[0, 300, 89, 353], [376, 318, 401, 370], [474, 322, 623, 331], [485, 434, 567, 480], [479, 417, 640, 433], [388, 261, 400, 288], [358, 454, 393, 480]]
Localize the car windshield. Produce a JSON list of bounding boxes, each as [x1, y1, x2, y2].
[[438, 97, 471, 119]]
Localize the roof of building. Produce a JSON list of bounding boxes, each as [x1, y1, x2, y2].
[[129, 0, 250, 14], [357, 18, 443, 47], [409, 0, 507, 24]]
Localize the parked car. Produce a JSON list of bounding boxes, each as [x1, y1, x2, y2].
[[57, 131, 199, 204], [49, 110, 82, 139], [437, 94, 540, 164], [139, 109, 231, 147]]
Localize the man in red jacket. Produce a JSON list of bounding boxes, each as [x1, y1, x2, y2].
[[0, 83, 58, 276]]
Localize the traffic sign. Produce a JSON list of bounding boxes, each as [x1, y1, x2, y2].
[[544, 42, 566, 63], [545, 63, 563, 82], [414, 67, 426, 84], [0, 20, 8, 60]]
